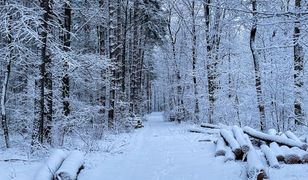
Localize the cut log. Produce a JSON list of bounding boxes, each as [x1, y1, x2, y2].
[[290, 147, 308, 163], [243, 126, 308, 150], [260, 144, 280, 168], [224, 146, 235, 162], [200, 123, 221, 129], [244, 135, 266, 180], [215, 137, 226, 156], [55, 151, 85, 180], [285, 131, 301, 142], [232, 126, 249, 153], [267, 129, 277, 136], [220, 129, 243, 160], [280, 146, 301, 164], [269, 142, 284, 162], [34, 149, 68, 180]]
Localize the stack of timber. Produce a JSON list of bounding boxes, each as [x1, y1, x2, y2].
[[201, 123, 308, 179]]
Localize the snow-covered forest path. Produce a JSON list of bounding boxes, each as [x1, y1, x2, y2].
[[78, 112, 244, 180]]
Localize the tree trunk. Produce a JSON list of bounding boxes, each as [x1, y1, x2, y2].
[[191, 0, 199, 122], [62, 0, 71, 117], [249, 0, 266, 131], [1, 0, 12, 148], [108, 0, 116, 129], [32, 0, 52, 148], [293, 0, 304, 125]]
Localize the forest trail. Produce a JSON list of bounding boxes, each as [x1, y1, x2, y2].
[[78, 112, 243, 180]]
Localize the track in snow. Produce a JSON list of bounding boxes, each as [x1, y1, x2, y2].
[[78, 112, 244, 180]]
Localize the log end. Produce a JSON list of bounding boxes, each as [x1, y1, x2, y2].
[[233, 148, 243, 160], [276, 155, 284, 162]]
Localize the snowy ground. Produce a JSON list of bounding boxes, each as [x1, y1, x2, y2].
[[1, 112, 308, 180]]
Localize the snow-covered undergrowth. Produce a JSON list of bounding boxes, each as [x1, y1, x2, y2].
[[1, 112, 308, 180]]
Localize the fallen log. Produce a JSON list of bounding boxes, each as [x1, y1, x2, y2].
[[244, 135, 266, 180], [260, 144, 280, 168], [280, 146, 301, 164], [290, 147, 308, 163], [34, 149, 68, 180], [269, 142, 284, 162], [232, 126, 249, 153], [215, 137, 226, 157], [243, 126, 308, 150], [220, 129, 242, 160], [188, 128, 207, 134], [285, 131, 301, 142], [55, 151, 85, 180], [224, 146, 235, 162], [200, 123, 221, 129]]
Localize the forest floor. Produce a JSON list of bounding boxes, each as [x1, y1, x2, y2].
[[1, 112, 308, 179]]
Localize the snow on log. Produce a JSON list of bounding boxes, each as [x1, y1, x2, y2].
[[224, 146, 235, 162], [215, 137, 226, 156], [290, 147, 308, 163], [269, 142, 284, 162], [285, 131, 301, 142], [55, 151, 85, 180], [260, 144, 280, 168], [267, 129, 277, 136], [279, 133, 288, 139], [280, 146, 301, 164], [220, 129, 242, 159], [200, 123, 221, 129], [244, 135, 266, 180], [34, 149, 68, 180], [243, 126, 308, 150], [232, 126, 249, 153]]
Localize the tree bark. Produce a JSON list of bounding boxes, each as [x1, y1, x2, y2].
[[1, 0, 12, 148], [249, 0, 266, 131], [293, 0, 304, 125], [191, 0, 199, 122], [62, 0, 71, 117], [32, 0, 52, 148]]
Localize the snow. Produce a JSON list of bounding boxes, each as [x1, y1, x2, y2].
[[285, 131, 301, 142], [224, 146, 235, 162], [269, 142, 285, 161], [244, 135, 266, 179], [55, 150, 84, 180], [243, 126, 308, 150], [260, 144, 280, 168], [232, 126, 249, 153], [78, 112, 244, 180], [34, 149, 68, 180], [1, 112, 308, 180], [268, 129, 278, 136], [215, 137, 226, 156], [220, 129, 241, 152]]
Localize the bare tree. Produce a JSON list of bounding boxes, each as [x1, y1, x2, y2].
[[249, 0, 266, 131]]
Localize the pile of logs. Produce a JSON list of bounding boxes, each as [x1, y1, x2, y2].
[[34, 149, 85, 180], [200, 123, 308, 180]]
